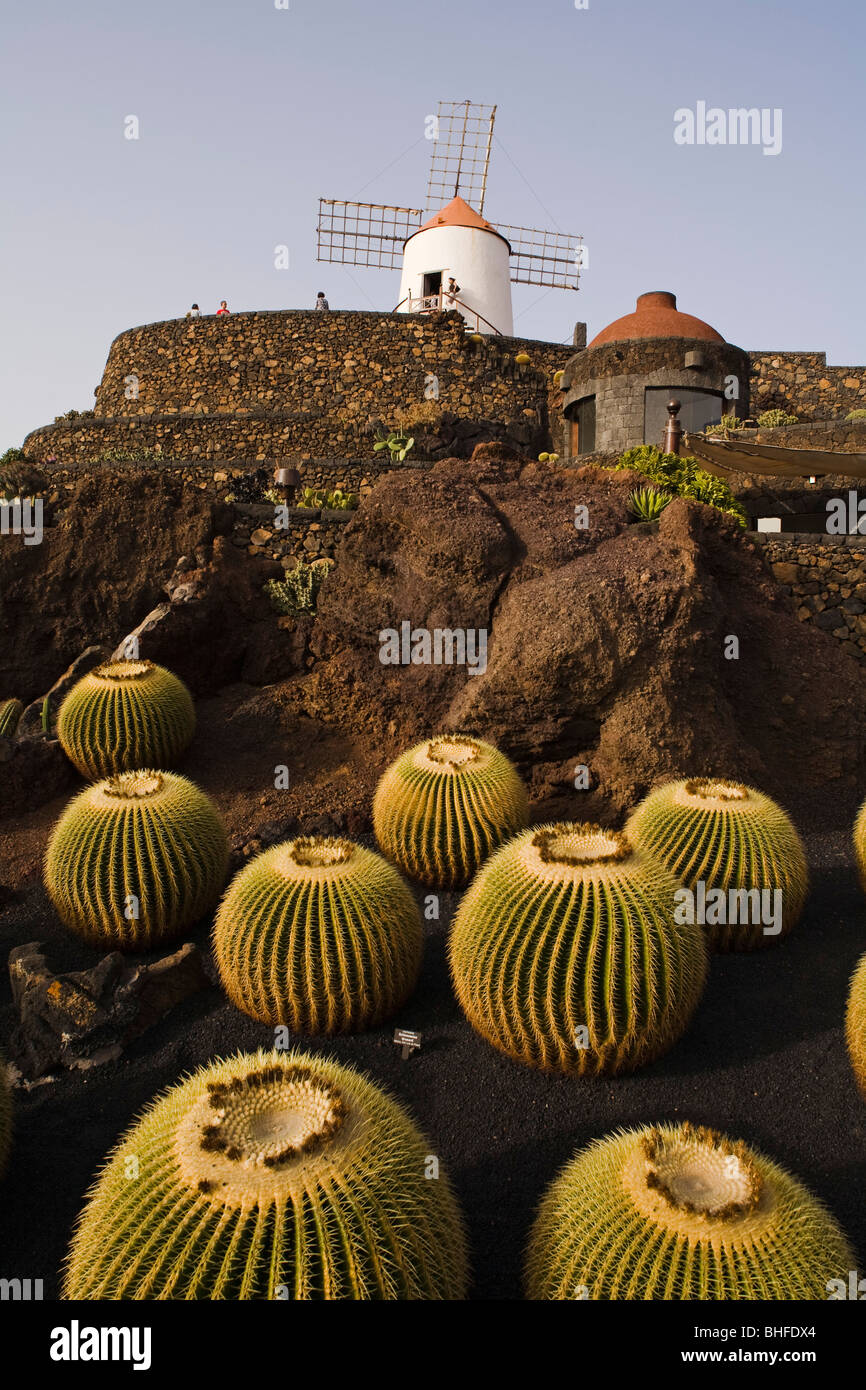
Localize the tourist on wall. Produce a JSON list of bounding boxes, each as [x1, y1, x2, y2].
[[185, 303, 201, 319], [216, 300, 230, 316], [315, 291, 330, 310], [446, 277, 460, 305]]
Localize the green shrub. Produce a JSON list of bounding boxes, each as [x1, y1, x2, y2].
[[265, 559, 334, 614], [373, 428, 415, 463], [0, 447, 26, 467], [756, 409, 799, 428], [613, 446, 747, 528], [846, 409, 866, 422]]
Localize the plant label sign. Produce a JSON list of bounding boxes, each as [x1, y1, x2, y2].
[[393, 1028, 422, 1060]]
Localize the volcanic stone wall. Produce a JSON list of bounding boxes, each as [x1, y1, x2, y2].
[[23, 310, 568, 465], [749, 352, 866, 421], [755, 532, 866, 662]]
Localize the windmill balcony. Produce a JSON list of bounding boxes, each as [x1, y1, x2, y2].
[[394, 291, 503, 336]]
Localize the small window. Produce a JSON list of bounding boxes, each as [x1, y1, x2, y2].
[[568, 395, 596, 455]]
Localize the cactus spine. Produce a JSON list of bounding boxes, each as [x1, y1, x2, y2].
[[449, 823, 707, 1075], [526, 1122, 854, 1300], [45, 770, 228, 950], [0, 699, 23, 738], [56, 660, 195, 779], [626, 778, 809, 950], [845, 951, 866, 1097], [373, 734, 529, 889], [214, 836, 423, 1032], [63, 1049, 468, 1300]]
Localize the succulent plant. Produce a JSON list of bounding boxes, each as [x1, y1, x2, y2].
[[626, 778, 808, 951], [373, 735, 529, 890], [63, 1048, 468, 1300], [756, 409, 799, 428], [0, 1052, 11, 1176], [214, 836, 423, 1032], [0, 698, 23, 738], [56, 660, 196, 780], [45, 770, 228, 950], [627, 485, 672, 522], [845, 951, 866, 1097], [265, 558, 334, 615], [449, 823, 707, 1076], [526, 1121, 853, 1300]]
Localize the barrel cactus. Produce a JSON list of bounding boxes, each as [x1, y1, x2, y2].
[[449, 822, 707, 1076], [45, 770, 228, 950], [56, 659, 195, 779], [214, 836, 423, 1032], [0, 698, 23, 738], [626, 778, 808, 951], [852, 797, 866, 895], [63, 1049, 468, 1300], [846, 951, 866, 1097], [373, 734, 529, 889], [526, 1121, 853, 1300]]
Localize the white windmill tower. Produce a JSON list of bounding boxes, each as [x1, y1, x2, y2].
[[317, 101, 582, 337]]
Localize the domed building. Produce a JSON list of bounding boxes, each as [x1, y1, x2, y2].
[[559, 291, 750, 456]]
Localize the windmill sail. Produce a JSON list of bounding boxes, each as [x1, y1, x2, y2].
[[493, 224, 583, 290], [425, 101, 497, 215], [317, 199, 422, 271]]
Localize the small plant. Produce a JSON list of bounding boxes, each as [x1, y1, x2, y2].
[[56, 660, 196, 779], [526, 1122, 854, 1299], [756, 409, 799, 428], [449, 823, 707, 1075], [846, 409, 866, 422], [373, 735, 529, 891], [264, 558, 334, 615], [41, 696, 50, 734], [627, 486, 672, 522], [515, 352, 531, 365], [214, 836, 423, 1032], [0, 1051, 10, 1176], [0, 447, 27, 467], [0, 460, 47, 502], [704, 415, 744, 437], [45, 770, 228, 950], [373, 427, 415, 463], [87, 447, 165, 463], [299, 486, 358, 511], [538, 452, 560, 464], [63, 1048, 468, 1300]]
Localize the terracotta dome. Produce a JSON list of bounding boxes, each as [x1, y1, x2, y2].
[[409, 196, 510, 247], [587, 291, 725, 348]]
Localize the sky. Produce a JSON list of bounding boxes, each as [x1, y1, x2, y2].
[[1, 0, 864, 448]]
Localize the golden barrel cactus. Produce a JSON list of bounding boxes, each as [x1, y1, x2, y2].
[[214, 836, 423, 1032], [526, 1122, 854, 1300], [373, 734, 529, 889], [0, 1053, 11, 1177], [845, 951, 866, 1097], [45, 770, 228, 950], [449, 822, 708, 1076], [0, 698, 23, 738], [852, 797, 866, 895], [63, 1049, 468, 1300], [626, 778, 809, 951], [56, 659, 195, 779]]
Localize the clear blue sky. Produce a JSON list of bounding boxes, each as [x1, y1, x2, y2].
[[1, 0, 863, 447]]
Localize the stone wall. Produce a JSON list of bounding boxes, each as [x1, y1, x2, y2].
[[23, 310, 569, 465], [756, 532, 866, 662], [749, 351, 866, 421]]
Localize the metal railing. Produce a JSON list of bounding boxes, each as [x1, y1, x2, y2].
[[392, 291, 503, 336]]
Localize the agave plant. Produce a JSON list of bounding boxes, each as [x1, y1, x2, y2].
[[627, 486, 672, 522]]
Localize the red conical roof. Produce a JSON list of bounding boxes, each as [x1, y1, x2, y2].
[[588, 291, 725, 347], [409, 196, 510, 246]]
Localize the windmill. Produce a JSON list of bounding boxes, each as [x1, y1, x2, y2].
[[317, 100, 583, 337]]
